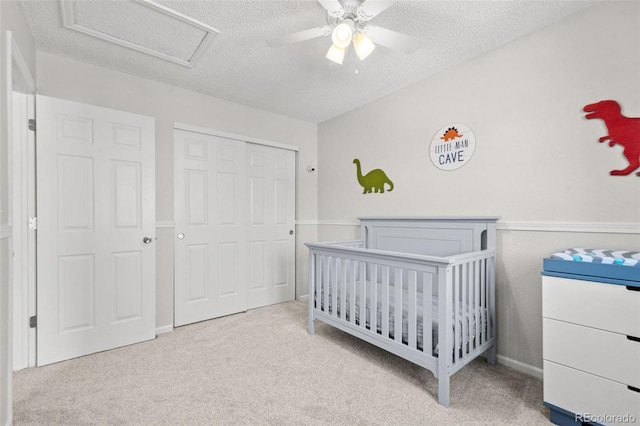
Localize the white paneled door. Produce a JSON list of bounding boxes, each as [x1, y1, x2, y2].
[[247, 143, 295, 309], [36, 96, 156, 366], [174, 130, 296, 327]]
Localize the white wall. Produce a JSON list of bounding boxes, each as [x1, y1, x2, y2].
[[36, 52, 318, 330], [0, 1, 36, 423], [316, 1, 640, 371]]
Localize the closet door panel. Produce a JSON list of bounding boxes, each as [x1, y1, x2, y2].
[[247, 144, 296, 309], [174, 131, 247, 326]]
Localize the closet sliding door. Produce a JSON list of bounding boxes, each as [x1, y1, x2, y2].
[[174, 130, 248, 326], [174, 130, 296, 327], [247, 143, 295, 309]]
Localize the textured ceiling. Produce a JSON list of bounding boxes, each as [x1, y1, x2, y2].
[[19, 0, 601, 123]]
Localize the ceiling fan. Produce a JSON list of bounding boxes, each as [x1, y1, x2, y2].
[[266, 0, 422, 65]]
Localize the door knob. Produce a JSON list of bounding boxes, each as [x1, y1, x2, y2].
[[143, 236, 153, 244]]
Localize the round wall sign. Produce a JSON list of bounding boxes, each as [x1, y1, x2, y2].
[[429, 124, 476, 171]]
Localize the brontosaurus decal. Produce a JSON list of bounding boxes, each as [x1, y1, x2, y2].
[[353, 159, 394, 194], [583, 100, 640, 176]]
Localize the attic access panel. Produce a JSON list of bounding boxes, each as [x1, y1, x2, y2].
[[60, 0, 220, 68]]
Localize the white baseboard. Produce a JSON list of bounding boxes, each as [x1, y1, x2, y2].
[[297, 295, 309, 302], [497, 354, 543, 379], [156, 325, 174, 335]]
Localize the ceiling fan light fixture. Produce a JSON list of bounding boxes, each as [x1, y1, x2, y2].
[[326, 44, 346, 64], [353, 32, 375, 60], [331, 20, 354, 48]]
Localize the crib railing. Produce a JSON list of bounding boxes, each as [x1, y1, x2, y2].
[[306, 241, 496, 370], [444, 250, 497, 370]]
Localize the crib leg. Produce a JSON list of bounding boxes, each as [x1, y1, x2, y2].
[[438, 376, 450, 407], [308, 303, 316, 334], [486, 344, 497, 365]]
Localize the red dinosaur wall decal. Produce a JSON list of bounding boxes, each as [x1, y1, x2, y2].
[[583, 100, 640, 176]]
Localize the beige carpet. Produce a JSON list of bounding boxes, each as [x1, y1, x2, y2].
[[13, 301, 550, 425]]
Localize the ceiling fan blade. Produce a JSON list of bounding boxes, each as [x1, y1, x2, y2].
[[267, 26, 332, 48], [358, 1, 396, 20], [317, 0, 344, 16], [365, 26, 422, 54]]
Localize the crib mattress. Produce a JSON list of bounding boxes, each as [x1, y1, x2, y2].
[[318, 283, 488, 355], [543, 248, 640, 287]]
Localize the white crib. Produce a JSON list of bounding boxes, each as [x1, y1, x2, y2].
[[306, 217, 499, 407]]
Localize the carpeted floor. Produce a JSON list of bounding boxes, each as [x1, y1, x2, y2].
[[13, 301, 550, 425]]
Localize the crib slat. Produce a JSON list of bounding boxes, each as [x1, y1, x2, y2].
[[327, 256, 332, 315], [315, 254, 321, 310], [350, 260, 357, 324], [371, 265, 378, 334], [394, 268, 402, 343], [473, 260, 480, 351], [325, 256, 331, 314], [469, 260, 480, 350], [325, 256, 330, 314], [332, 257, 339, 317], [480, 259, 486, 345], [454, 265, 461, 363], [359, 261, 366, 328], [382, 266, 389, 338], [319, 255, 324, 311], [323, 256, 329, 313], [408, 270, 417, 349], [423, 272, 432, 354], [461, 263, 468, 358], [314, 254, 320, 310], [340, 257, 347, 320], [476, 261, 481, 345]]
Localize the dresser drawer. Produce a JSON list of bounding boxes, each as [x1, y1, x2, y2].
[[544, 361, 640, 423], [544, 318, 640, 388], [543, 276, 640, 336]]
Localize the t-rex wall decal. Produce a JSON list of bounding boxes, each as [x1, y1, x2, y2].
[[583, 100, 640, 176], [353, 159, 394, 194]]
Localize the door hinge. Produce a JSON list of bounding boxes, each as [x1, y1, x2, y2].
[[28, 217, 37, 230], [29, 316, 37, 328], [28, 119, 36, 132]]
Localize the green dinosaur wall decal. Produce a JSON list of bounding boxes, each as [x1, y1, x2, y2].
[[353, 159, 394, 194]]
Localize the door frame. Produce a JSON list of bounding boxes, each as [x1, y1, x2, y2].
[[10, 47, 36, 371], [2, 29, 36, 426], [174, 122, 299, 153]]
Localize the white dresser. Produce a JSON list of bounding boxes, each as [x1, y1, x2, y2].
[[542, 274, 640, 425]]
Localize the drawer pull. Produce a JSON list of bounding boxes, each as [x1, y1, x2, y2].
[[629, 385, 640, 394], [626, 286, 640, 292], [628, 335, 640, 343]]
